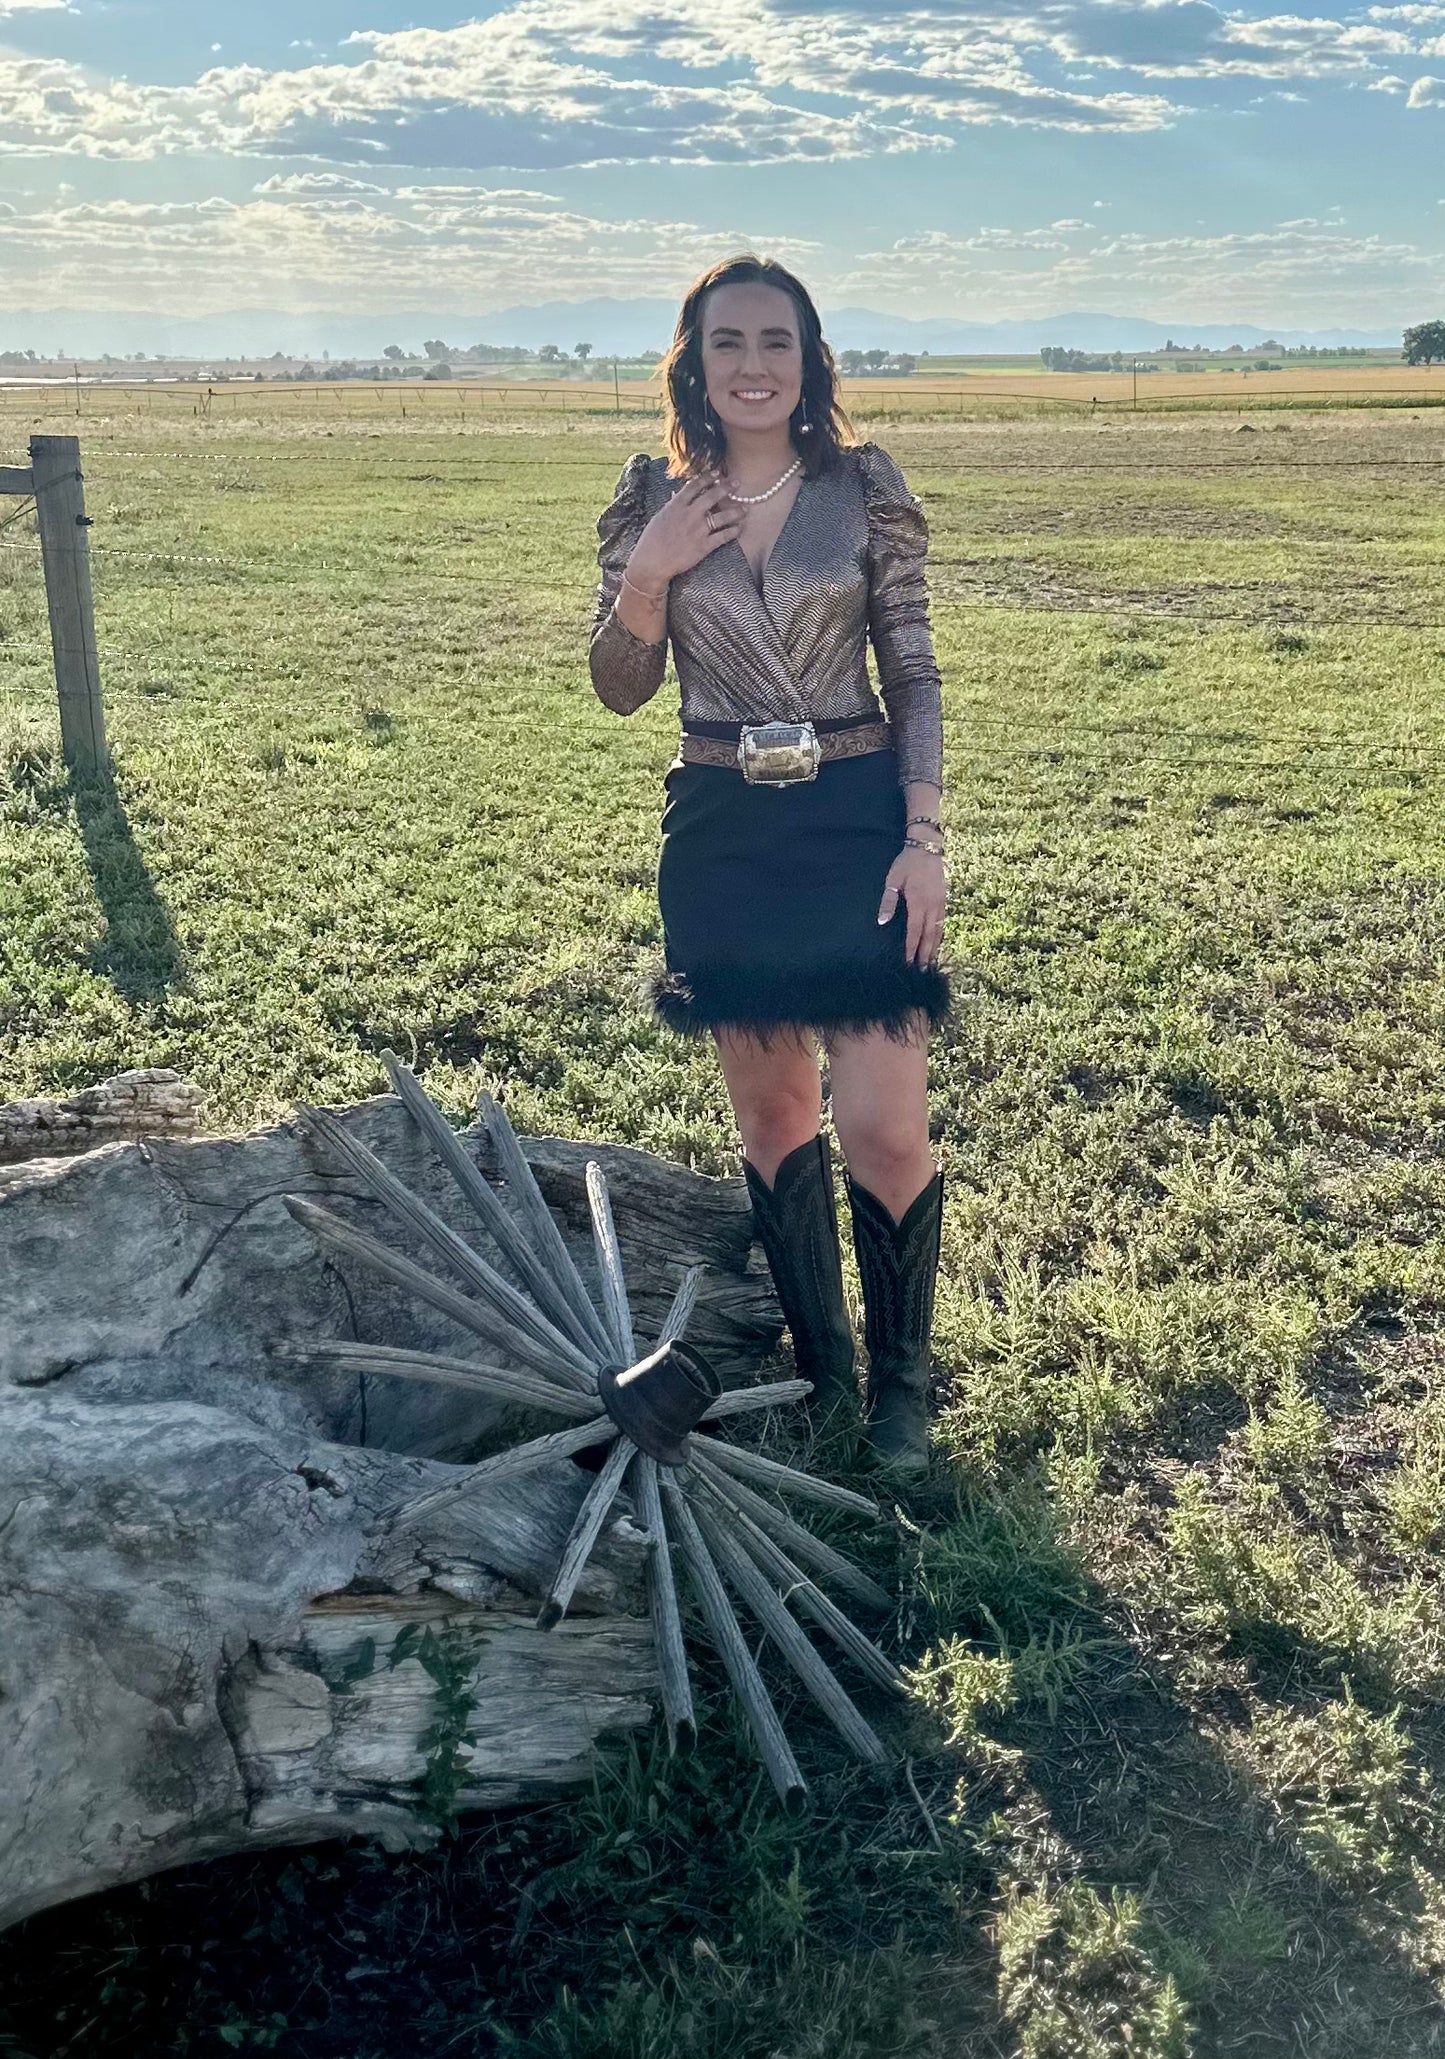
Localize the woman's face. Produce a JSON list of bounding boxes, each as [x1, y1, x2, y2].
[[698, 280, 804, 439]]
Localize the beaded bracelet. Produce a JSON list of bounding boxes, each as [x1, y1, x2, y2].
[[904, 835, 946, 857], [907, 813, 943, 833]]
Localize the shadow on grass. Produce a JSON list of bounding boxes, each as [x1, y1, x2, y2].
[[908, 1467, 1445, 2059], [0, 1694, 1014, 2059], [69, 770, 187, 1001], [2, 1438, 1439, 2058]]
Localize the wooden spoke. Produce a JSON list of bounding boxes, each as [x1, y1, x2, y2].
[[585, 1160, 635, 1366], [656, 1263, 702, 1346], [633, 1455, 695, 1750], [689, 1448, 891, 1611], [692, 1498, 889, 1763], [704, 1437, 883, 1520], [537, 1437, 636, 1631], [380, 1050, 604, 1361], [275, 1340, 602, 1421], [662, 1475, 806, 1812], [687, 1468, 905, 1697], [296, 1105, 599, 1387], [283, 1197, 585, 1389], [478, 1090, 616, 1360], [700, 1381, 812, 1421], [392, 1418, 619, 1529]]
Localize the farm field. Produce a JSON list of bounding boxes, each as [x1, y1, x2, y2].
[[2, 392, 1445, 2056], [4, 359, 1442, 432]]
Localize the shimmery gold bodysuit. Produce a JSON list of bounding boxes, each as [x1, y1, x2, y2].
[[588, 440, 945, 791]]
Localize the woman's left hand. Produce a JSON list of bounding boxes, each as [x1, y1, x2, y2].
[[877, 845, 947, 967]]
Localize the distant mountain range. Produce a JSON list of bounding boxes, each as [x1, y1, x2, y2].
[[0, 299, 1404, 360]]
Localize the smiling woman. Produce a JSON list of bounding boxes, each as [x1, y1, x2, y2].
[[587, 252, 951, 1478]]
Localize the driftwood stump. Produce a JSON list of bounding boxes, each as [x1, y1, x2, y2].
[[0, 1082, 783, 1932]]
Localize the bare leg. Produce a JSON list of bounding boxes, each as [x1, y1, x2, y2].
[[712, 1024, 823, 1180], [823, 1014, 935, 1222]]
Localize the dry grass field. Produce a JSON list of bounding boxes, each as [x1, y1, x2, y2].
[[2, 385, 1445, 2057]]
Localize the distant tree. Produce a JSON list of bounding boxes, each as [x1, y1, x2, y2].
[[574, 341, 592, 361], [1403, 319, 1445, 365], [537, 343, 562, 362], [422, 340, 450, 359], [1040, 346, 1125, 373], [383, 344, 406, 361], [423, 361, 452, 381]]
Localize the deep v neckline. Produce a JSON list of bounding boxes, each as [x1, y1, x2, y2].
[[731, 469, 808, 597]]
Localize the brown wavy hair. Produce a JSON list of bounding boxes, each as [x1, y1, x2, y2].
[[659, 253, 855, 482]]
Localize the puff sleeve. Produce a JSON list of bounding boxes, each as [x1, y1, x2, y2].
[[588, 450, 668, 715], [860, 442, 945, 790]]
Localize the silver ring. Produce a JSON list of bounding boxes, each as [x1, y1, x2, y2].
[[705, 512, 716, 533]]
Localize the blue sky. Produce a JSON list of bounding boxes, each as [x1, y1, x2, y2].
[[0, 0, 1441, 326]]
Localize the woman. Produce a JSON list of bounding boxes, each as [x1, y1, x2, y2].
[[587, 253, 950, 1477]]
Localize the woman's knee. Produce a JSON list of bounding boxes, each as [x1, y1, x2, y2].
[[737, 1082, 820, 1156], [834, 1110, 930, 1184]]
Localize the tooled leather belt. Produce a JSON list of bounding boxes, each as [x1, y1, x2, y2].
[[677, 711, 891, 771]]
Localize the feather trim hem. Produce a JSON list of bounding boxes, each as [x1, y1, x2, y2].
[[639, 959, 952, 1046]]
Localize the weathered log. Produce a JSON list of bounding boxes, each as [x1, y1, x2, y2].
[[0, 1065, 206, 1164], [0, 1085, 786, 1933]]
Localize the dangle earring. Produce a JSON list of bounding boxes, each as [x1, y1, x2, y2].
[[798, 393, 812, 435]]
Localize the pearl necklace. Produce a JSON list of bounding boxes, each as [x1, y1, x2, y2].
[[723, 457, 802, 505]]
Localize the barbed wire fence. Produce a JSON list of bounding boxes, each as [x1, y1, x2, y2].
[[3, 429, 1445, 788]]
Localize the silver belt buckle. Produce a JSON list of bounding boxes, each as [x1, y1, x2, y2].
[[737, 720, 820, 786]]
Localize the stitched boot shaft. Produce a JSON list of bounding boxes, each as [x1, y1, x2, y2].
[[742, 1133, 858, 1416], [846, 1165, 943, 1476]]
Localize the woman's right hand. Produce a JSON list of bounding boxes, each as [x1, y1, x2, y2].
[[625, 472, 744, 590]]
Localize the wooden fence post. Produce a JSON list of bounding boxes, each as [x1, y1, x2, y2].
[[30, 434, 109, 780]]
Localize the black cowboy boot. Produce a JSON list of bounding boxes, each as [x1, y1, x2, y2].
[[742, 1132, 859, 1422], [846, 1163, 944, 1478]]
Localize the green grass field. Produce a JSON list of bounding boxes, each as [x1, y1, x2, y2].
[[3, 393, 1445, 2056]]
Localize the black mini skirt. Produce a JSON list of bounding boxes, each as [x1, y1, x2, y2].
[[642, 745, 952, 1043]]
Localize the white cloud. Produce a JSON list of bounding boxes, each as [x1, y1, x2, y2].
[[252, 172, 389, 194], [836, 216, 1445, 323], [0, 0, 1189, 168], [1408, 69, 1445, 93], [0, 0, 1437, 178], [0, 181, 1436, 328], [0, 184, 826, 314]]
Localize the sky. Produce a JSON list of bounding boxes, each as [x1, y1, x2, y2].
[[0, 0, 1442, 330]]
